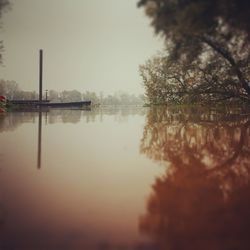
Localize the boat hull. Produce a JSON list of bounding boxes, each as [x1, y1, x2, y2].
[[8, 100, 91, 109]]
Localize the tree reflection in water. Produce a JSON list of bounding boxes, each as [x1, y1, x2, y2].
[[139, 106, 250, 250]]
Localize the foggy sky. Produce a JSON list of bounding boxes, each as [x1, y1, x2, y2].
[[0, 0, 163, 95]]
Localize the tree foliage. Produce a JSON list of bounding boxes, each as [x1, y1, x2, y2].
[[140, 50, 248, 104], [138, 0, 250, 102], [0, 0, 10, 64]]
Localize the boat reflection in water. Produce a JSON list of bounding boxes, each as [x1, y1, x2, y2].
[[139, 106, 250, 250]]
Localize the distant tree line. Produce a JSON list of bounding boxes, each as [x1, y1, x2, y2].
[[0, 79, 38, 100], [49, 89, 144, 105], [138, 0, 250, 104], [0, 79, 145, 105]]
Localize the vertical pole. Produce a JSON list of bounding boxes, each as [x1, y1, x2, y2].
[[39, 49, 43, 102], [38, 49, 43, 168]]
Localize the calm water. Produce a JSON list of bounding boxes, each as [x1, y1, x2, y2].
[[0, 106, 250, 250]]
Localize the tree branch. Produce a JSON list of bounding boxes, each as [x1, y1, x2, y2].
[[201, 35, 250, 95]]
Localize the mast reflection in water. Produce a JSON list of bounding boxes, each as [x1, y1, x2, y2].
[[37, 110, 42, 169], [0, 108, 160, 250], [139, 106, 250, 250]]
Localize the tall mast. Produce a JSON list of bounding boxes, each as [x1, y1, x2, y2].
[[39, 49, 43, 102]]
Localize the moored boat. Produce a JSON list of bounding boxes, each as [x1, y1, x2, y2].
[[7, 99, 91, 109]]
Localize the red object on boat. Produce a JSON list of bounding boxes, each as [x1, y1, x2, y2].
[[0, 95, 6, 102]]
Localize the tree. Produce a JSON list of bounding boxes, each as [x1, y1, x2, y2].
[[0, 0, 9, 17], [139, 51, 245, 104], [139, 52, 199, 104], [60, 90, 82, 102], [138, 0, 250, 100], [0, 79, 19, 99], [82, 91, 99, 104], [0, 0, 10, 64], [48, 90, 60, 102]]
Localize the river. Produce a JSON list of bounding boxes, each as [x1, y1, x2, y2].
[[0, 106, 250, 250]]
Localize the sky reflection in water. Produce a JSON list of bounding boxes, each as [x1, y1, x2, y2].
[[0, 106, 250, 250]]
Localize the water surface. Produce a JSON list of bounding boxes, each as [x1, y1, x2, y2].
[[0, 106, 250, 250]]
